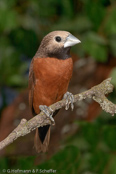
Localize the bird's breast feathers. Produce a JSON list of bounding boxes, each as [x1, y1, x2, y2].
[[33, 57, 73, 84], [32, 57, 73, 112]]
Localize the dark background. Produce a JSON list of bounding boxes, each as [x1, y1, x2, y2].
[[0, 0, 116, 173]]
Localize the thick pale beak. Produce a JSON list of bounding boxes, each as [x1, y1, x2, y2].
[[64, 34, 81, 48]]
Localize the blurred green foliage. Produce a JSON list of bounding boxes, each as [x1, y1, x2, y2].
[[1, 0, 116, 173], [1, 115, 116, 173], [0, 0, 116, 87]]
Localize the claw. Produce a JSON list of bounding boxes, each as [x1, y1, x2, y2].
[[39, 105, 55, 125], [63, 92, 74, 111]]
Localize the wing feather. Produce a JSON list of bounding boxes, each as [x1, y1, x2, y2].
[[28, 59, 35, 115]]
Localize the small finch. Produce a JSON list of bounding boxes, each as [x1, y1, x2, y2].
[[29, 31, 81, 152]]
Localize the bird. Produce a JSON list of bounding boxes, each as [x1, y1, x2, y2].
[[28, 31, 81, 153]]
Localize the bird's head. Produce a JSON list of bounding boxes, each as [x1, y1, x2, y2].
[[37, 31, 81, 59]]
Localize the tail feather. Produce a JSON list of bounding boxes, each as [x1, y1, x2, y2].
[[34, 127, 50, 153], [34, 110, 60, 153]]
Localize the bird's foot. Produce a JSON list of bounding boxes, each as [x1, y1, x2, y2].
[[63, 92, 74, 111], [39, 105, 55, 125]]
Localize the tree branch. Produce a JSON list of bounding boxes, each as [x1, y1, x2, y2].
[[0, 78, 116, 151]]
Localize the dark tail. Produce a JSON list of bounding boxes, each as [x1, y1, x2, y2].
[[34, 125, 50, 153], [34, 109, 59, 153]]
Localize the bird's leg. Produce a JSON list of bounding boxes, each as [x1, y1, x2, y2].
[[63, 91, 74, 111], [39, 105, 55, 125]]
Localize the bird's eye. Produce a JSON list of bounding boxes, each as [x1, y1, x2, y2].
[[55, 36, 61, 42]]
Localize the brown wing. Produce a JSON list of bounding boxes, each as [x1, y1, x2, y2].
[[28, 58, 35, 115], [29, 58, 51, 152]]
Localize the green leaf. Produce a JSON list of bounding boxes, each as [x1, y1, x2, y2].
[[0, 158, 8, 170], [38, 146, 80, 171], [110, 68, 116, 88], [7, 74, 28, 86], [90, 150, 110, 173], [108, 156, 116, 174], [60, 0, 74, 18], [52, 16, 92, 33], [9, 29, 38, 57], [15, 156, 35, 169], [109, 37, 116, 57], [82, 32, 108, 62], [103, 6, 116, 36], [80, 122, 100, 150], [0, 9, 19, 32], [83, 0, 106, 31], [102, 125, 116, 151]]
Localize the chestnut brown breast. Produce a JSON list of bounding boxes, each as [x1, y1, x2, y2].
[[32, 57, 73, 114]]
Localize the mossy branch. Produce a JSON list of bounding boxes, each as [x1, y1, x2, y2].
[[0, 78, 116, 151]]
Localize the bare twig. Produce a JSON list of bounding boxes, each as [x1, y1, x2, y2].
[[0, 78, 116, 151]]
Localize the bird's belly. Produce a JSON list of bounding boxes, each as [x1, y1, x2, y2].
[[33, 76, 69, 113], [33, 57, 73, 114]]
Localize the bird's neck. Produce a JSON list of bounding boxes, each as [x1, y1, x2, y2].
[[34, 47, 71, 60]]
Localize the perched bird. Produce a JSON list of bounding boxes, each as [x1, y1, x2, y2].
[[29, 31, 81, 153]]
